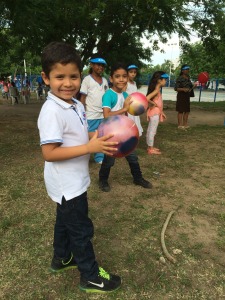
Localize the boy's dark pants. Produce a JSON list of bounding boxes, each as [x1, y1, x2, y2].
[[54, 192, 98, 280], [99, 151, 142, 181]]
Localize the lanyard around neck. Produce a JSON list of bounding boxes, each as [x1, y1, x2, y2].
[[71, 103, 83, 125]]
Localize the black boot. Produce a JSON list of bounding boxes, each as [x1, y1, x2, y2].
[[129, 162, 153, 189], [99, 166, 111, 192]]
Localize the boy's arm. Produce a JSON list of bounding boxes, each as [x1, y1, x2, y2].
[[103, 95, 132, 118], [79, 76, 88, 105], [146, 88, 159, 102], [41, 131, 118, 162], [103, 106, 128, 118]]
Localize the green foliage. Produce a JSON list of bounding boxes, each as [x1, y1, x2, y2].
[[189, 0, 225, 77], [179, 41, 225, 79], [1, 0, 225, 79]]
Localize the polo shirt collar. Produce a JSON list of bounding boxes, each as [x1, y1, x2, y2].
[[47, 92, 77, 109]]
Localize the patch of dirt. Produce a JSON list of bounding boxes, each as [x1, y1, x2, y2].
[[165, 110, 224, 126]]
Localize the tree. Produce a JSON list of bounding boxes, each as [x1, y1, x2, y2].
[[179, 42, 224, 78], [1, 0, 225, 76], [189, 0, 225, 76]]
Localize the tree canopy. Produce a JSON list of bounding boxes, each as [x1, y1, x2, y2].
[[179, 42, 220, 79], [1, 0, 225, 77]]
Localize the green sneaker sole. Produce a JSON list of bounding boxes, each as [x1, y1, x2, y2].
[[49, 265, 77, 273], [79, 285, 121, 293]]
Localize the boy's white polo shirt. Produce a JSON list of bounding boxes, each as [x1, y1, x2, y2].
[[80, 74, 108, 119], [38, 92, 90, 204]]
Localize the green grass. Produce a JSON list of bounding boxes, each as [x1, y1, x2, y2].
[[1, 102, 225, 299], [164, 100, 225, 111]]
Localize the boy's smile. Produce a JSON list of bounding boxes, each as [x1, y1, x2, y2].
[[110, 68, 128, 93], [42, 63, 81, 103]]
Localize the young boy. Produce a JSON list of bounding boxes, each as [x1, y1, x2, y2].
[[80, 54, 108, 164], [37, 41, 121, 293], [99, 62, 152, 192]]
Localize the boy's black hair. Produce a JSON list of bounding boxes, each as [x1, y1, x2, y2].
[[41, 41, 82, 77], [110, 62, 127, 77]]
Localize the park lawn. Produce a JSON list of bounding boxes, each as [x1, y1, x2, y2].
[[0, 99, 225, 300]]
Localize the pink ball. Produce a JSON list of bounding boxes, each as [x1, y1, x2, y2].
[[128, 92, 148, 116], [98, 115, 139, 158]]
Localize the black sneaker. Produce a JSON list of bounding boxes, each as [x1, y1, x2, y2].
[[50, 253, 77, 273], [133, 178, 153, 189], [79, 267, 121, 293], [99, 180, 111, 192]]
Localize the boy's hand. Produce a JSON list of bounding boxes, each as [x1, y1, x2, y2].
[[87, 131, 118, 156], [123, 95, 132, 112]]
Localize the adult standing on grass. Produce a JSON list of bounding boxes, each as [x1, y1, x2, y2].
[[37, 82, 44, 101], [80, 54, 108, 164], [38, 41, 121, 293], [21, 81, 30, 104], [174, 65, 196, 129], [3, 81, 9, 100], [9, 82, 19, 105]]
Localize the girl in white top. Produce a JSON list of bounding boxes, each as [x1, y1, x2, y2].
[[80, 55, 108, 164], [125, 64, 143, 136]]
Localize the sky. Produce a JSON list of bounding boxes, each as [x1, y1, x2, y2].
[[143, 33, 200, 66]]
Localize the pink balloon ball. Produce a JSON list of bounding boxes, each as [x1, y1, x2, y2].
[[128, 92, 148, 116], [98, 115, 139, 158]]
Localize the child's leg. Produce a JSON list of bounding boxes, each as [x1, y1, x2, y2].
[[146, 115, 160, 149], [87, 119, 104, 163], [99, 155, 115, 191], [53, 193, 99, 280], [125, 151, 142, 180], [125, 151, 152, 188], [99, 155, 115, 181]]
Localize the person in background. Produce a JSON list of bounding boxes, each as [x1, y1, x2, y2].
[[174, 65, 197, 129], [9, 82, 19, 105], [80, 54, 108, 164], [43, 84, 50, 100], [37, 82, 44, 101], [3, 82, 9, 100], [125, 64, 143, 137], [21, 81, 30, 104], [99, 62, 152, 192], [146, 71, 168, 155]]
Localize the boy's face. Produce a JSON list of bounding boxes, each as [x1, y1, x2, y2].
[[41, 63, 81, 103], [128, 69, 137, 81], [110, 68, 128, 93], [91, 63, 105, 76]]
